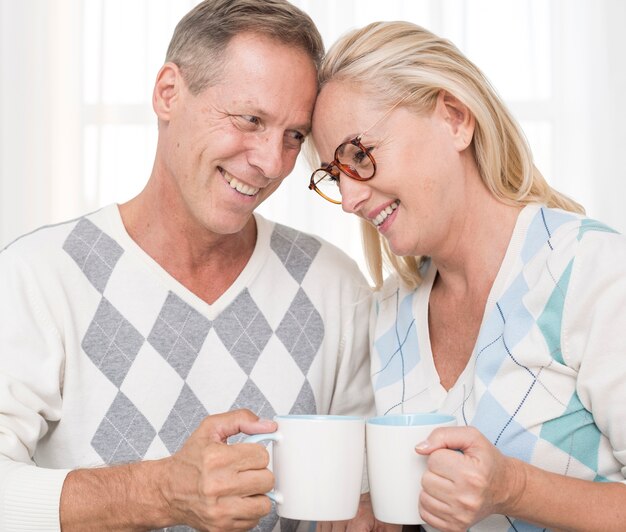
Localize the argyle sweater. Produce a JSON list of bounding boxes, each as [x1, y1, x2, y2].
[[371, 204, 626, 531], [0, 204, 374, 532]]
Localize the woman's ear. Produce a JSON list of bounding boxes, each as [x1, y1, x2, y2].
[[152, 62, 182, 122], [436, 90, 475, 151]]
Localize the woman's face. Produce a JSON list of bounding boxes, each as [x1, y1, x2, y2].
[[311, 81, 475, 258]]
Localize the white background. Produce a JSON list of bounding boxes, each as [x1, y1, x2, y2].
[[1, 0, 625, 276]]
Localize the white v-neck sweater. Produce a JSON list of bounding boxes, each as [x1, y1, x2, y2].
[[0, 205, 374, 531]]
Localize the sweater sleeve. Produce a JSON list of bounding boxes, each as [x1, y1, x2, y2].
[[0, 247, 70, 531], [562, 230, 626, 479], [327, 266, 375, 419], [324, 266, 374, 495]]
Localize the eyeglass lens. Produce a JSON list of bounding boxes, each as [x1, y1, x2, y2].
[[312, 141, 375, 203]]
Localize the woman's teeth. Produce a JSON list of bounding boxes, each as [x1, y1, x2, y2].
[[225, 172, 259, 196], [373, 201, 399, 227]]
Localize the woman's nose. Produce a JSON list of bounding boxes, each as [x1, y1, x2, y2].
[[339, 176, 371, 214]]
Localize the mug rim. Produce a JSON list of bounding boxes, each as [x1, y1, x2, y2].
[[367, 413, 456, 426], [274, 414, 364, 422]]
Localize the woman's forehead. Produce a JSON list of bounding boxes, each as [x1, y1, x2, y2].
[[313, 83, 378, 140], [317, 82, 374, 114]]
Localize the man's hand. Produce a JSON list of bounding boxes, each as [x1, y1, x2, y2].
[[316, 492, 403, 532], [61, 409, 277, 531], [161, 409, 278, 531]]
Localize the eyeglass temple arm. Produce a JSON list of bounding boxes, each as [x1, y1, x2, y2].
[[359, 90, 415, 139]]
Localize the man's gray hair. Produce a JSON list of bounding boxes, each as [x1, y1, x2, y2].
[[166, 0, 324, 94]]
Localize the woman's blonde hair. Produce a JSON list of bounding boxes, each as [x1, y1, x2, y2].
[[317, 21, 583, 289]]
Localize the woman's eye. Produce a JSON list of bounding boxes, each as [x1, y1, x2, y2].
[[353, 146, 373, 165], [327, 167, 340, 183]]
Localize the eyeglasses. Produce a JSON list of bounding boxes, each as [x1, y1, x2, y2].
[[309, 92, 413, 204]]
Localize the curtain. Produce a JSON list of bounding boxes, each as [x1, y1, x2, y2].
[[0, 0, 82, 245]]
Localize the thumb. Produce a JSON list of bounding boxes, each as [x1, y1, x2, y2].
[[415, 426, 481, 456], [198, 409, 277, 443]]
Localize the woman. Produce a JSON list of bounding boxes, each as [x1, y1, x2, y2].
[[309, 21, 626, 532]]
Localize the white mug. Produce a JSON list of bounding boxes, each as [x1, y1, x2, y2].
[[366, 413, 457, 525], [245, 414, 365, 521]]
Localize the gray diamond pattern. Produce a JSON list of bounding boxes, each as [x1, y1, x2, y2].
[[228, 379, 276, 444], [279, 517, 299, 532], [82, 298, 144, 387], [148, 292, 212, 379], [213, 289, 273, 375], [91, 392, 156, 464], [63, 218, 124, 293], [159, 383, 208, 454], [289, 380, 317, 415], [246, 506, 298, 532], [66, 220, 328, 532], [276, 288, 324, 374], [257, 511, 279, 532], [232, 379, 276, 420], [270, 223, 321, 283]]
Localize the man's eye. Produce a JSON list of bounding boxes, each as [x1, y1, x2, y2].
[[285, 130, 305, 148], [234, 115, 261, 129]]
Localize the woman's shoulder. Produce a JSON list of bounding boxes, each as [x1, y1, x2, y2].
[[517, 206, 626, 315], [521, 206, 623, 263]]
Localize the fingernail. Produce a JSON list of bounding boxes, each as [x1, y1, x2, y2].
[[415, 440, 430, 451]]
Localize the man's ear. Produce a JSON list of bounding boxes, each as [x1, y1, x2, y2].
[[436, 90, 475, 151], [153, 62, 182, 121]]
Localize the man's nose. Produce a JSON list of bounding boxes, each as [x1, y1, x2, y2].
[[339, 176, 371, 214], [249, 133, 285, 180]]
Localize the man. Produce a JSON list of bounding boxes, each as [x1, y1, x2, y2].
[[0, 1, 373, 530]]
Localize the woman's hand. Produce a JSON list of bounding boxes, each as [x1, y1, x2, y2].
[[316, 492, 402, 532], [414, 426, 526, 532]]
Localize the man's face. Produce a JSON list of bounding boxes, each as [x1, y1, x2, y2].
[[159, 32, 318, 237]]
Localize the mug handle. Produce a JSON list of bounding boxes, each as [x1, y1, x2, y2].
[[243, 432, 284, 504]]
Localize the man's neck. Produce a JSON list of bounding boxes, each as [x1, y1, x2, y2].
[[118, 192, 257, 305]]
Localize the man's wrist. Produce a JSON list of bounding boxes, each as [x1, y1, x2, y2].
[[60, 459, 176, 530], [127, 458, 176, 528]]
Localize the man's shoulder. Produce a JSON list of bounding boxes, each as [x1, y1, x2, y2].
[[1, 206, 113, 259], [264, 218, 363, 277]]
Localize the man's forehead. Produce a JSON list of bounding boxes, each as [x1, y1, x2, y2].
[[213, 37, 317, 128]]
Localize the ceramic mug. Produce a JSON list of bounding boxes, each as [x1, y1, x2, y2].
[[366, 413, 457, 524], [245, 414, 366, 521]]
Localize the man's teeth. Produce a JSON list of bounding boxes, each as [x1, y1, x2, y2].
[[373, 201, 399, 227], [226, 174, 259, 196]]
